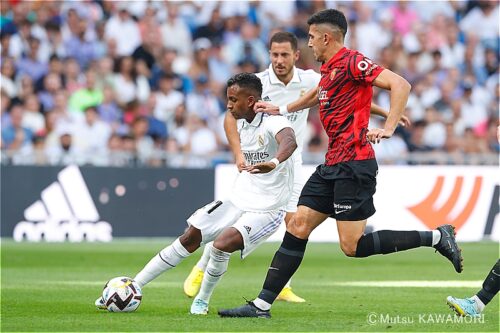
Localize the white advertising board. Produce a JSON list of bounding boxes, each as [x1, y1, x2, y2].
[[215, 164, 499, 242]]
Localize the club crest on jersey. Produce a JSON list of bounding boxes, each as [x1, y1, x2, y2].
[[262, 96, 271, 102], [258, 135, 264, 147], [329, 68, 337, 80], [300, 89, 306, 97]]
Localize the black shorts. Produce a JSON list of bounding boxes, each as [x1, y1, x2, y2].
[[298, 159, 378, 221]]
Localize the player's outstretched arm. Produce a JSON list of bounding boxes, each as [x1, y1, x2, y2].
[[247, 127, 297, 174], [370, 102, 411, 127], [224, 111, 246, 172], [254, 87, 319, 115], [367, 69, 411, 143]]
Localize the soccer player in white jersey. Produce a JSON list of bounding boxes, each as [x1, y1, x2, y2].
[[95, 73, 298, 315], [183, 32, 407, 303]]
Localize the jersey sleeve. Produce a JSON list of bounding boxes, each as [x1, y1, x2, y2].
[[346, 52, 384, 85], [265, 115, 293, 138]]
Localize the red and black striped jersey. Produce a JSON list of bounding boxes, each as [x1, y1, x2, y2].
[[318, 47, 384, 165]]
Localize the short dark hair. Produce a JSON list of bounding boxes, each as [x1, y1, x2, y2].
[[269, 31, 298, 51], [307, 9, 348, 38], [227, 73, 262, 98]]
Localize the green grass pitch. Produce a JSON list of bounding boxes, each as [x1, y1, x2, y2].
[[1, 240, 498, 332]]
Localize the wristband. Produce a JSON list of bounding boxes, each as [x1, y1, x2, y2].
[[279, 105, 289, 115], [269, 158, 280, 167]]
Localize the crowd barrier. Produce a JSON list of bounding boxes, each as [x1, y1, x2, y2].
[[2, 164, 498, 242]]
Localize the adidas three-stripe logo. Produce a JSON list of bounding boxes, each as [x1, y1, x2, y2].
[[13, 165, 113, 242]]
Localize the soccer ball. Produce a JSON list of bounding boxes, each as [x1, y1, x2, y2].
[[102, 277, 142, 312]]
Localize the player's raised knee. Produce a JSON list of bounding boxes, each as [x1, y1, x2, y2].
[[339, 240, 357, 257], [179, 227, 202, 252]]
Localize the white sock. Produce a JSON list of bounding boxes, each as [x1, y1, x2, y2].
[[196, 246, 231, 302], [253, 298, 271, 311], [196, 242, 213, 271], [431, 230, 441, 246], [472, 295, 485, 312], [134, 238, 191, 287], [284, 279, 292, 289]]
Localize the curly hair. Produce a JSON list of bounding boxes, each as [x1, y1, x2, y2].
[[226, 72, 262, 98]]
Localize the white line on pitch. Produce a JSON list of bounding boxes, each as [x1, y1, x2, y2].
[[324, 281, 482, 288]]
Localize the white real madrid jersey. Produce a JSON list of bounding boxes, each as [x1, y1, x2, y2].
[[230, 113, 294, 212], [256, 65, 321, 163]]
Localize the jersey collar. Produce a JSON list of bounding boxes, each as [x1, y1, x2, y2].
[[246, 112, 264, 127], [320, 47, 347, 74], [268, 64, 300, 86]]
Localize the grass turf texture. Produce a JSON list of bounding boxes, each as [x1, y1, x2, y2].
[[1, 240, 498, 332]]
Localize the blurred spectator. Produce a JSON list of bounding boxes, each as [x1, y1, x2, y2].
[[138, 5, 162, 48], [21, 94, 44, 134], [71, 106, 111, 162], [132, 30, 158, 72], [112, 56, 150, 106], [408, 120, 433, 152], [62, 57, 84, 94], [161, 3, 192, 57], [97, 85, 122, 132], [193, 5, 224, 42], [2, 104, 33, 151], [64, 15, 98, 69], [46, 132, 79, 166], [355, 3, 390, 59], [15, 36, 47, 82], [38, 72, 62, 111], [1, 57, 17, 97], [153, 73, 184, 131], [185, 75, 222, 132], [422, 107, 447, 149], [389, 1, 419, 36], [459, 1, 499, 46], [104, 4, 141, 56], [223, 21, 268, 69], [174, 113, 217, 156], [130, 116, 154, 162], [68, 70, 103, 113], [188, 38, 212, 82]]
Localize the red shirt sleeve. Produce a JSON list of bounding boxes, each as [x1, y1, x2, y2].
[[346, 52, 384, 85]]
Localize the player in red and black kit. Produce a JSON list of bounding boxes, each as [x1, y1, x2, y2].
[[219, 9, 463, 319]]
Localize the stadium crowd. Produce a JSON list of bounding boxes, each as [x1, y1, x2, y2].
[[0, 0, 498, 167]]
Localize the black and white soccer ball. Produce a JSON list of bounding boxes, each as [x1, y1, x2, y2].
[[102, 277, 142, 312]]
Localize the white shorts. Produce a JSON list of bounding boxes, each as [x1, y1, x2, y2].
[[187, 200, 285, 258], [285, 161, 307, 212]]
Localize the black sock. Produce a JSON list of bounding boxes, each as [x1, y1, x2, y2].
[[355, 230, 432, 257], [258, 232, 308, 304], [477, 260, 500, 305]]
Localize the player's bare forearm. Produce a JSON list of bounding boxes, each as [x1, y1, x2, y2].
[[254, 87, 318, 115], [224, 112, 246, 171], [370, 102, 411, 127], [371, 70, 411, 141], [274, 127, 297, 163], [287, 87, 318, 113], [246, 127, 297, 174]]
